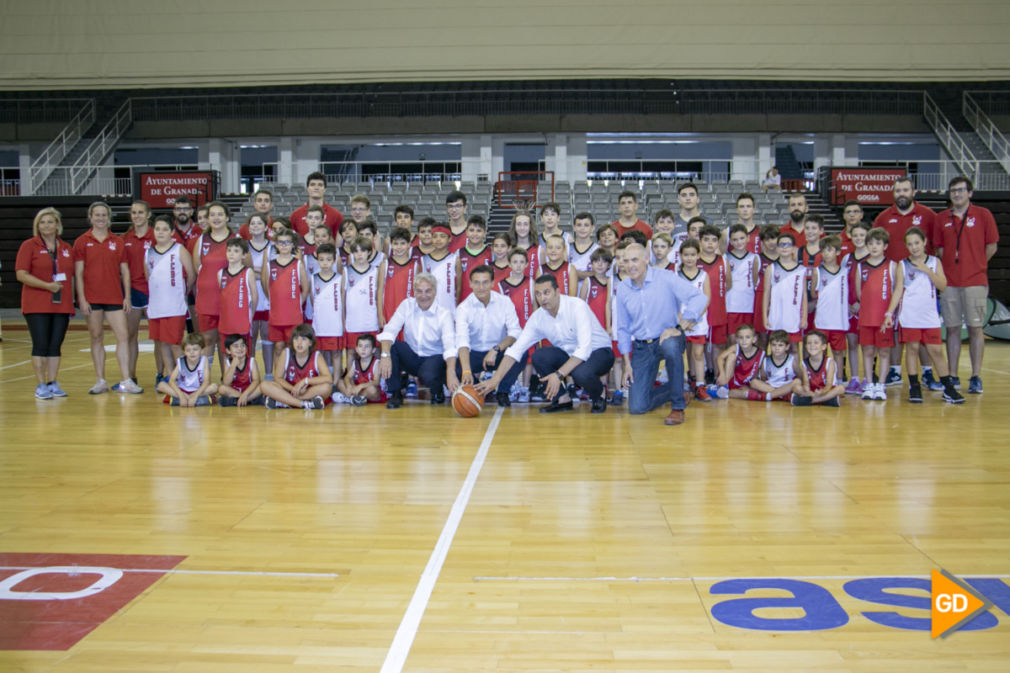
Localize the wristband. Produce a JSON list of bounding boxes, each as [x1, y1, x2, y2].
[[462, 370, 472, 375], [380, 352, 390, 358]]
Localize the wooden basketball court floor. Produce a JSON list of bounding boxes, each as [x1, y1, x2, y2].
[[1, 325, 1009, 672]]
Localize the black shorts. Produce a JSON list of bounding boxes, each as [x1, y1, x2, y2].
[[90, 302, 123, 312]]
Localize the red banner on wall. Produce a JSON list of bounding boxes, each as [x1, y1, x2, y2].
[[136, 170, 219, 209], [828, 167, 907, 205]]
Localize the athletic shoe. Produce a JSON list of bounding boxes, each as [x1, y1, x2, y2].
[[386, 394, 403, 409], [514, 386, 530, 403], [170, 397, 180, 406], [35, 384, 53, 400], [88, 380, 109, 395], [305, 395, 325, 410], [331, 391, 350, 404], [943, 388, 966, 404], [194, 395, 212, 406], [845, 377, 863, 395], [350, 394, 368, 406], [921, 369, 943, 391], [951, 376, 961, 391], [716, 385, 730, 399], [405, 381, 418, 398], [265, 397, 279, 409], [822, 396, 841, 407], [884, 368, 902, 387], [539, 400, 574, 413], [694, 386, 712, 402], [791, 394, 812, 406], [610, 390, 624, 406], [908, 382, 923, 404], [861, 381, 874, 400], [219, 396, 238, 407], [48, 382, 68, 398], [873, 383, 887, 401], [155, 373, 165, 387], [968, 376, 983, 394], [113, 380, 144, 394], [590, 398, 607, 414]]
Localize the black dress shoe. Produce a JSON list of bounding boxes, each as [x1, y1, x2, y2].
[[496, 391, 511, 408], [539, 400, 574, 414], [591, 398, 607, 414], [431, 392, 445, 405], [386, 394, 403, 409]]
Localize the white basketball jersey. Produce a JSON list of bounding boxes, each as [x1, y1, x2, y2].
[[145, 243, 188, 319], [814, 265, 850, 331], [898, 256, 942, 329], [311, 272, 344, 337], [421, 251, 458, 317], [763, 353, 796, 388], [344, 264, 381, 333], [768, 261, 806, 334], [249, 241, 273, 312], [726, 251, 757, 313], [678, 268, 710, 338], [175, 355, 207, 393]]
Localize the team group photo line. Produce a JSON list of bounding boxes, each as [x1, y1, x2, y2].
[[14, 170, 998, 424]]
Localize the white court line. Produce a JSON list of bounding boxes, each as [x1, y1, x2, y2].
[[982, 367, 1010, 376], [380, 406, 505, 673], [0, 359, 31, 371], [0, 565, 340, 579], [473, 574, 1010, 582]]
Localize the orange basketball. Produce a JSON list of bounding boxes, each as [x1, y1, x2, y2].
[[451, 384, 483, 418]]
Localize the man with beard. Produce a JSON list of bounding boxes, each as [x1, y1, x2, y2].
[[839, 200, 865, 256], [873, 178, 939, 388], [780, 193, 808, 247], [674, 182, 702, 234], [171, 196, 203, 253]]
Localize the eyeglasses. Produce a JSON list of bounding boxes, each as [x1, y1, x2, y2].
[[275, 240, 294, 246], [447, 203, 465, 209], [949, 187, 968, 194], [777, 242, 794, 248]]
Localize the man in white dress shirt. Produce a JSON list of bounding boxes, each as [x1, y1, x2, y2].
[[476, 273, 614, 413], [379, 273, 458, 408], [455, 265, 524, 407]]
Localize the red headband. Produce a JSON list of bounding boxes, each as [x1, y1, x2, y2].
[[431, 224, 451, 235]]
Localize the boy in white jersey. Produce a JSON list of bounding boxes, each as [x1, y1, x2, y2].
[[420, 222, 460, 316], [676, 239, 712, 401], [810, 236, 849, 386], [156, 332, 217, 406], [899, 228, 964, 404], [343, 236, 384, 375], [568, 212, 598, 290], [763, 232, 807, 352], [145, 215, 195, 384], [725, 224, 760, 346], [310, 243, 345, 374], [749, 330, 804, 401]]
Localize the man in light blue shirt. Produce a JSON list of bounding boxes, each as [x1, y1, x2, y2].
[[615, 244, 707, 425]]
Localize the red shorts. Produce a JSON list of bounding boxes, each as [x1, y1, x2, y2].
[[197, 313, 219, 332], [728, 375, 755, 390], [752, 305, 767, 333], [707, 324, 727, 345], [611, 340, 621, 358], [785, 331, 802, 344], [687, 335, 706, 345], [148, 316, 186, 345], [821, 329, 847, 352], [316, 336, 342, 351], [252, 310, 269, 322], [727, 313, 753, 337], [342, 331, 376, 349], [268, 324, 298, 344], [859, 325, 895, 348], [847, 314, 859, 335], [899, 327, 942, 345]]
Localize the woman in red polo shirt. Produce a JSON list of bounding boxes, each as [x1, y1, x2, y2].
[[192, 200, 237, 373], [15, 208, 76, 399], [123, 200, 159, 385], [73, 201, 141, 395]]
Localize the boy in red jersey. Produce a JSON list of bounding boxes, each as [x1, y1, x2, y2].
[[333, 333, 387, 405], [698, 224, 731, 382], [383, 227, 419, 325], [498, 247, 537, 400], [260, 324, 331, 409], [541, 234, 576, 296], [791, 330, 845, 406], [752, 225, 782, 348], [217, 238, 257, 344], [856, 228, 904, 401], [490, 233, 513, 286], [714, 323, 765, 399], [456, 215, 492, 301], [218, 334, 264, 407], [262, 229, 309, 362]]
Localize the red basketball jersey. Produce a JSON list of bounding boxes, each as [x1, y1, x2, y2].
[[858, 259, 896, 328], [219, 267, 254, 336], [732, 344, 765, 387], [584, 275, 609, 331], [698, 254, 728, 326], [457, 245, 493, 301], [283, 349, 321, 384], [383, 256, 416, 322], [352, 356, 381, 385], [268, 259, 304, 326], [491, 262, 511, 286], [542, 261, 571, 296], [195, 233, 234, 316], [498, 276, 534, 327], [229, 355, 254, 393], [803, 356, 829, 391]]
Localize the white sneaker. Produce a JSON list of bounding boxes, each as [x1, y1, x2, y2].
[[331, 391, 350, 404], [89, 379, 109, 395], [861, 382, 874, 400], [114, 379, 144, 394], [874, 383, 887, 401]]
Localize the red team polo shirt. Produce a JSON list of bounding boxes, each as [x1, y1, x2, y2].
[[173, 223, 203, 253], [73, 230, 127, 305], [15, 236, 76, 314], [289, 203, 343, 238], [123, 228, 156, 293], [873, 202, 936, 261], [779, 223, 807, 248], [611, 219, 653, 241], [933, 204, 999, 287]]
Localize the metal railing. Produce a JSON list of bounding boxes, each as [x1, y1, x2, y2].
[[29, 99, 95, 194], [923, 92, 979, 182], [964, 92, 1010, 174], [257, 160, 462, 185], [1, 166, 21, 196], [69, 100, 133, 194], [0, 97, 93, 124]]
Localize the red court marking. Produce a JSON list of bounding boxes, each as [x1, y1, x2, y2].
[[0, 553, 186, 651]]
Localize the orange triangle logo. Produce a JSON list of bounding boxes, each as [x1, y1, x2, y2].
[[931, 569, 992, 638]]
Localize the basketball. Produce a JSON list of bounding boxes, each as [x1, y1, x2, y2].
[[451, 384, 483, 418]]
